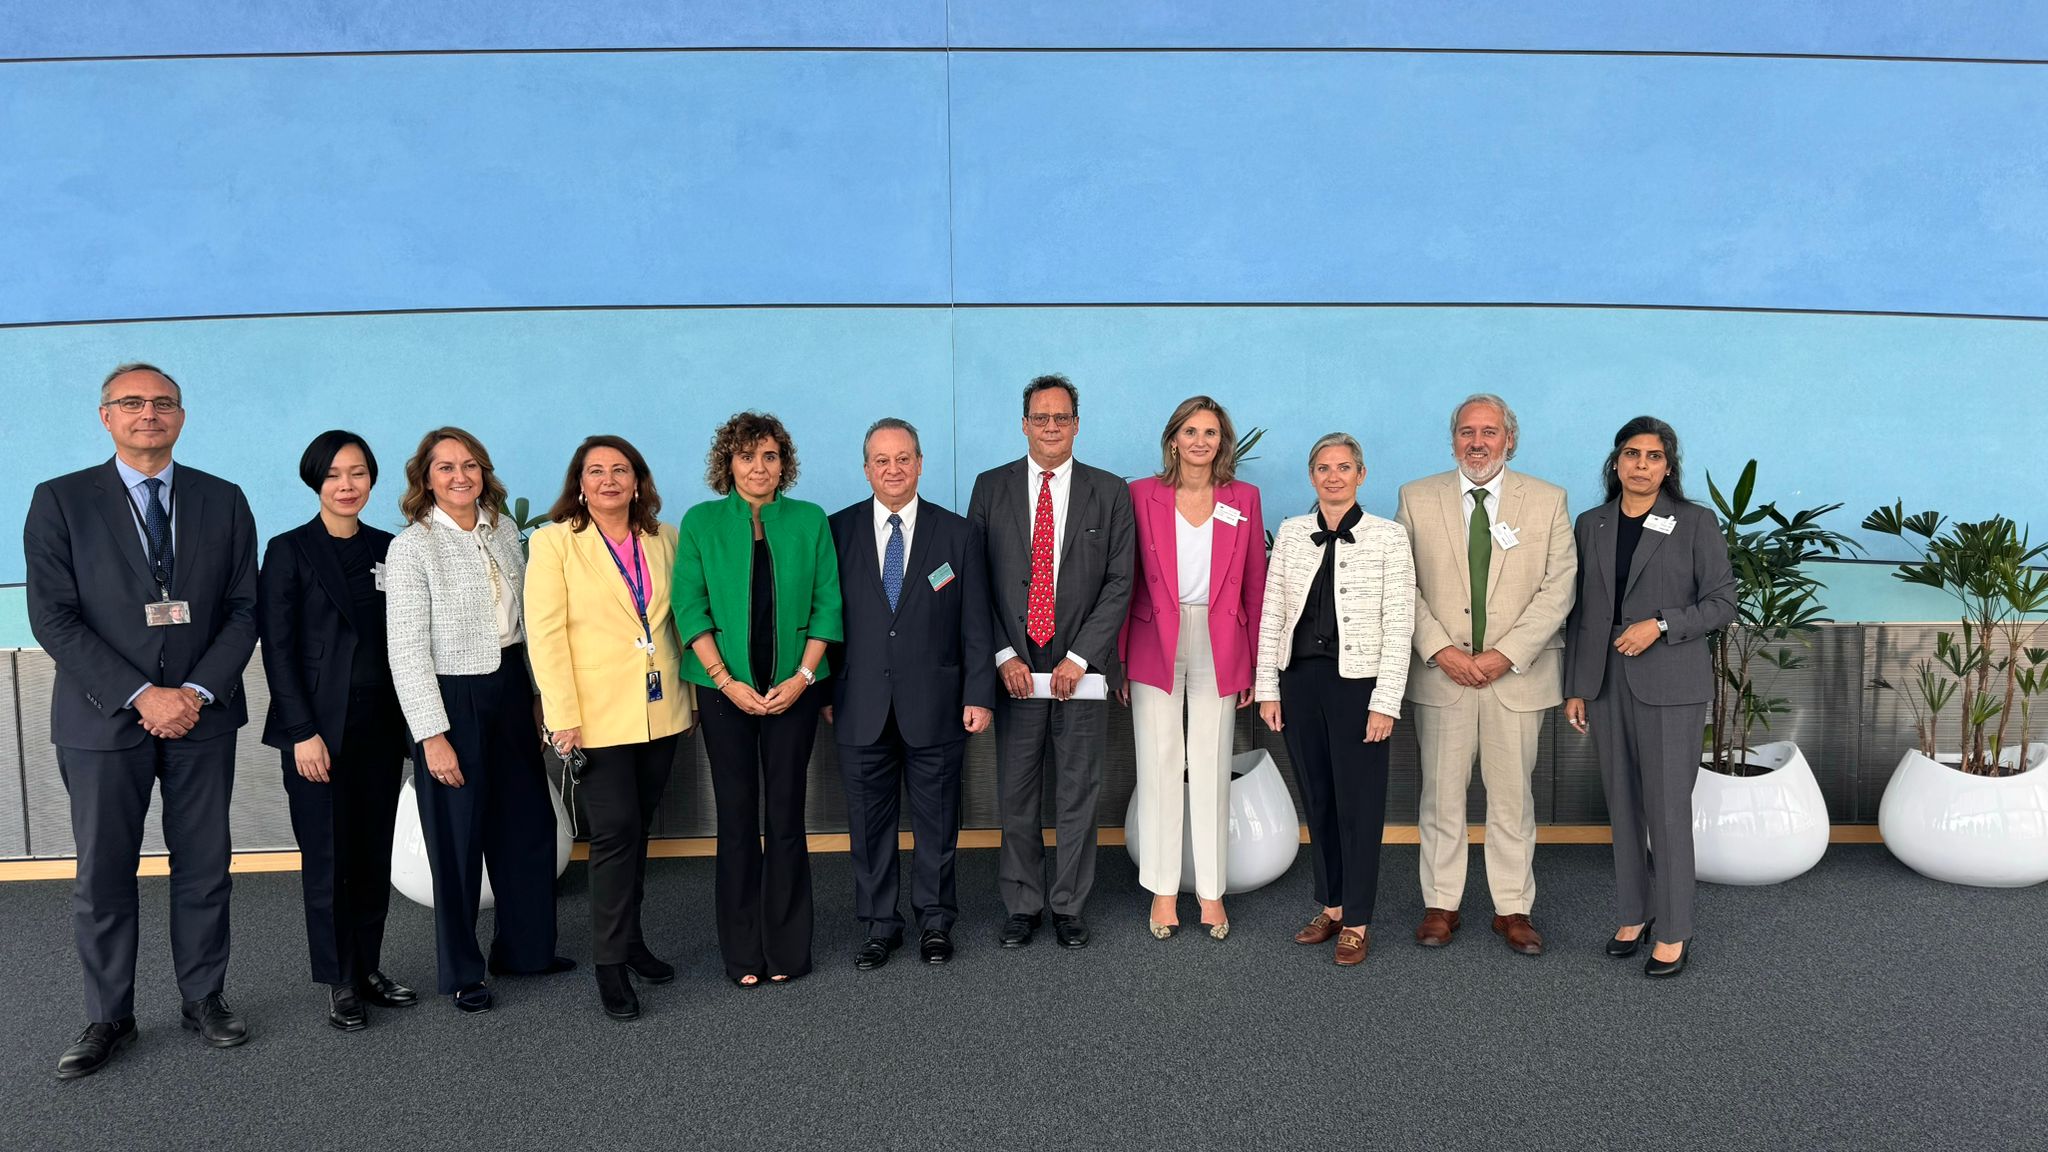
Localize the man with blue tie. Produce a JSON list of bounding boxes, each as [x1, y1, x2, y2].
[[24, 364, 260, 1078], [826, 419, 996, 968]]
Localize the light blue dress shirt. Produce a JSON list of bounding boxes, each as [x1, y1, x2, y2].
[[111, 457, 214, 709]]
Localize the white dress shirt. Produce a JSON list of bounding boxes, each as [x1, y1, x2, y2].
[[872, 495, 919, 580], [995, 454, 1088, 671], [1175, 509, 1212, 606], [1460, 467, 1507, 531], [433, 504, 523, 646]]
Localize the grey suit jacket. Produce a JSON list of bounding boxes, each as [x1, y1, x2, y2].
[[1562, 492, 1737, 706], [966, 457, 1136, 688]]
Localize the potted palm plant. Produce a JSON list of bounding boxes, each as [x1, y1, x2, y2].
[[1694, 462, 1857, 884], [1864, 506, 2048, 887]]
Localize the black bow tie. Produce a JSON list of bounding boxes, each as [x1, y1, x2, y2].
[[1311, 526, 1354, 546]]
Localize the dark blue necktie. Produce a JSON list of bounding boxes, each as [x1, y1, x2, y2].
[[143, 477, 174, 591], [882, 513, 904, 612]]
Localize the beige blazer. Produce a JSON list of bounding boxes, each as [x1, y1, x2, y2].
[[1393, 468, 1578, 713], [524, 520, 693, 748]]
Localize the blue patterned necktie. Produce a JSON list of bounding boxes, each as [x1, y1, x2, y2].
[[882, 513, 905, 612], [143, 477, 174, 592]]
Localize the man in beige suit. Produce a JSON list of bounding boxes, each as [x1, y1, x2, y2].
[[1394, 394, 1576, 956]]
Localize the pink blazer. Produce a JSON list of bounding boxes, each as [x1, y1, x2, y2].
[[1118, 477, 1267, 697]]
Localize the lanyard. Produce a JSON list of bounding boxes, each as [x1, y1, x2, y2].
[[603, 532, 654, 652], [124, 482, 176, 598]]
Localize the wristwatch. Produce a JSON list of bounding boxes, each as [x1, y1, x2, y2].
[[796, 664, 816, 686], [1655, 613, 1670, 634]]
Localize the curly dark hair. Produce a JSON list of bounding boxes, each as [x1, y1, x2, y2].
[[547, 434, 664, 535], [705, 410, 799, 496]]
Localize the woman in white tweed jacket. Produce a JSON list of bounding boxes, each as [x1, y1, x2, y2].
[[385, 426, 567, 1012], [1255, 432, 1415, 967]]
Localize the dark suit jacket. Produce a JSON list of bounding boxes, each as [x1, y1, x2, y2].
[[966, 457, 1136, 688], [1562, 492, 1737, 706], [23, 457, 259, 750], [258, 515, 406, 756], [828, 498, 997, 747]]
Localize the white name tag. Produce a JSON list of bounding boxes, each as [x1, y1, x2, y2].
[[373, 562, 388, 591], [1491, 522, 1520, 549], [1213, 503, 1244, 526], [1644, 513, 1677, 535]]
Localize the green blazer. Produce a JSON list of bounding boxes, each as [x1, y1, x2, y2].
[[671, 490, 843, 689]]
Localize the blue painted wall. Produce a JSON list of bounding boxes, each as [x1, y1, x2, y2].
[[3, 4, 2041, 646]]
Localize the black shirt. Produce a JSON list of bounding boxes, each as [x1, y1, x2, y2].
[[750, 534, 776, 692], [1291, 504, 1363, 664], [1613, 507, 1650, 621], [332, 530, 387, 690]]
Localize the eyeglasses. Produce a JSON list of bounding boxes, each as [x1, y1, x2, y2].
[[1025, 413, 1077, 429], [103, 397, 182, 414]]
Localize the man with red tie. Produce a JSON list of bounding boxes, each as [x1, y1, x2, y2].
[[967, 376, 1136, 949]]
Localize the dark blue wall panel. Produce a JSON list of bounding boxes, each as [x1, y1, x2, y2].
[[0, 1, 946, 57], [950, 2, 2048, 57], [949, 52, 2048, 314], [0, 52, 951, 323]]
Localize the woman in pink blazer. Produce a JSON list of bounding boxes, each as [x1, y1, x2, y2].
[[1119, 396, 1266, 940]]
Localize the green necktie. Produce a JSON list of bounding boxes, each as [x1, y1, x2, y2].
[[1469, 488, 1490, 653]]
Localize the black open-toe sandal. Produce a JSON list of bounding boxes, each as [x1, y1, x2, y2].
[[731, 973, 761, 988]]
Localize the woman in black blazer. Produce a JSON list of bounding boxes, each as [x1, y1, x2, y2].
[[1562, 417, 1735, 980], [259, 431, 418, 1030]]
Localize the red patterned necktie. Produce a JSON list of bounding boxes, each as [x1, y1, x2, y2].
[[1026, 470, 1057, 646]]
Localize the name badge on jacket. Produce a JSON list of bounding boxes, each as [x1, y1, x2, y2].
[[1491, 522, 1520, 549], [144, 598, 192, 627], [1213, 503, 1244, 526], [373, 562, 388, 591], [1644, 513, 1677, 536], [928, 562, 956, 591]]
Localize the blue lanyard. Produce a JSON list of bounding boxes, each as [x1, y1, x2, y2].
[[604, 532, 654, 649]]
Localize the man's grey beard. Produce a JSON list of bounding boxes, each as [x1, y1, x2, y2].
[[1458, 459, 1505, 485]]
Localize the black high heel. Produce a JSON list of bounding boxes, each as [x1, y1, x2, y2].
[[1604, 919, 1654, 959], [1644, 939, 1691, 979]]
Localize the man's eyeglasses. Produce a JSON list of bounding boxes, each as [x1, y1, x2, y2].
[[103, 397, 183, 414], [1025, 413, 1077, 429]]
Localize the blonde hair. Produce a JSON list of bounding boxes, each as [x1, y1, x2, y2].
[[1156, 395, 1239, 487]]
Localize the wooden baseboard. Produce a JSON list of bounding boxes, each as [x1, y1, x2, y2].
[[0, 824, 1889, 881]]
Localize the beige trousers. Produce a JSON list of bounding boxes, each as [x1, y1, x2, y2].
[[1130, 605, 1234, 900], [1413, 683, 1543, 915]]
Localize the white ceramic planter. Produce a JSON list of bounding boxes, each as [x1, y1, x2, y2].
[[1691, 741, 1829, 885], [391, 773, 575, 909], [1878, 743, 2048, 888], [1123, 749, 1300, 894]]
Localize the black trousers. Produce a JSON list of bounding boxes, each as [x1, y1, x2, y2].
[[579, 734, 678, 965], [838, 710, 965, 937], [1280, 661, 1392, 923], [413, 645, 558, 994], [57, 731, 236, 1023], [281, 684, 406, 986], [700, 686, 823, 980]]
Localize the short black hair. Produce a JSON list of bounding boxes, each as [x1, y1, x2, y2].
[[1021, 374, 1079, 418], [299, 429, 380, 492]]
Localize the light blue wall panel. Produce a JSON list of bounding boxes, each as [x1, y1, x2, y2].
[[0, 1, 946, 57], [950, 53, 2048, 314], [0, 52, 951, 324], [0, 308, 955, 585], [949, 305, 2047, 564], [950, 2, 2048, 57]]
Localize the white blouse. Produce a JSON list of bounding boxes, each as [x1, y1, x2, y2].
[[432, 505, 523, 646], [1176, 509, 1212, 606]]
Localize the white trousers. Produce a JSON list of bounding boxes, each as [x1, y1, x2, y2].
[[1130, 604, 1234, 900]]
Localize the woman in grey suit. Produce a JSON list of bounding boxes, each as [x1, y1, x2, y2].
[[1563, 417, 1735, 979]]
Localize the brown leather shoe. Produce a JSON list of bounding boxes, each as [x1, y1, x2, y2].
[[1414, 908, 1461, 947], [1492, 913, 1545, 956], [1334, 926, 1371, 966], [1294, 912, 1343, 945]]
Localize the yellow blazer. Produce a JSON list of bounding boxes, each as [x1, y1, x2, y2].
[[524, 520, 694, 748]]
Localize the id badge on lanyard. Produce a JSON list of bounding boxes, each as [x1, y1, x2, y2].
[[607, 533, 663, 702], [129, 487, 191, 627]]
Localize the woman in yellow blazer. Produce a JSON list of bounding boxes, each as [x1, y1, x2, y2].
[[524, 435, 692, 1021]]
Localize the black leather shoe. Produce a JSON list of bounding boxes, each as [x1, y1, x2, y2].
[[999, 913, 1041, 949], [1052, 914, 1090, 949], [1645, 940, 1692, 979], [180, 992, 249, 1048], [855, 932, 904, 971], [55, 1018, 137, 1080], [489, 954, 577, 976], [1605, 920, 1655, 959], [920, 929, 953, 965], [355, 970, 418, 1008], [328, 984, 367, 1032], [596, 964, 640, 1021], [453, 982, 493, 1013], [624, 945, 675, 985]]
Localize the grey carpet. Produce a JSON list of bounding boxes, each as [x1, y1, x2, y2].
[[1, 843, 2041, 1152]]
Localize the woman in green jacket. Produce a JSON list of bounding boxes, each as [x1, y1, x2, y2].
[[672, 411, 843, 986]]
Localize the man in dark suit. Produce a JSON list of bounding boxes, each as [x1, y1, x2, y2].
[[826, 418, 996, 969], [24, 363, 260, 1078], [966, 375, 1135, 949]]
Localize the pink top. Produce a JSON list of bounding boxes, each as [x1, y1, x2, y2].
[[604, 531, 651, 602]]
